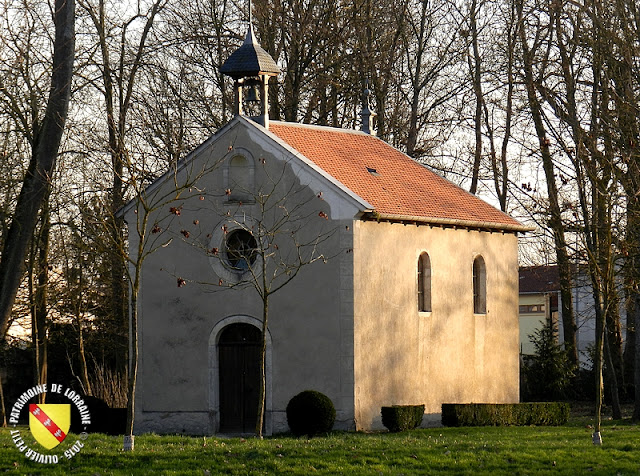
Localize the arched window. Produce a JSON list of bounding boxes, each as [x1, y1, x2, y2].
[[473, 255, 487, 314], [418, 252, 432, 312], [227, 155, 254, 202]]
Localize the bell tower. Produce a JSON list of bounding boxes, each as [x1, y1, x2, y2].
[[220, 10, 280, 129]]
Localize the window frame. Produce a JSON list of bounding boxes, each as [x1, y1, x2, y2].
[[417, 252, 432, 313], [472, 255, 487, 314], [208, 217, 262, 283], [224, 228, 258, 271], [223, 149, 255, 203]]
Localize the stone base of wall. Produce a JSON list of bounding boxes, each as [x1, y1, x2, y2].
[[134, 411, 211, 435]]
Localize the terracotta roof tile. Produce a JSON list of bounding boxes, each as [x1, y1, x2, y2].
[[269, 122, 524, 230]]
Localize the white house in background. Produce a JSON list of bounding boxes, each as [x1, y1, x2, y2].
[[519, 265, 626, 366], [518, 266, 561, 356], [122, 22, 529, 435]]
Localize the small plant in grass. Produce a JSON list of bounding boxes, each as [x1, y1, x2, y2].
[[286, 390, 336, 437], [381, 405, 425, 432]]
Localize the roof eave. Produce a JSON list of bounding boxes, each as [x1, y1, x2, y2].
[[227, 71, 279, 80], [363, 212, 534, 233]]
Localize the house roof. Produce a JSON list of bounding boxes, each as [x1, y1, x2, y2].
[[519, 266, 561, 293], [119, 117, 530, 233], [268, 122, 528, 232]]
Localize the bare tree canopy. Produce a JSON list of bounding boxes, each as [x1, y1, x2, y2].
[[0, 0, 75, 339]]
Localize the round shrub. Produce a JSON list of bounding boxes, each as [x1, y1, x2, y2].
[[286, 390, 336, 437]]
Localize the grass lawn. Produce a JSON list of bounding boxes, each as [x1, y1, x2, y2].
[[1, 410, 639, 475]]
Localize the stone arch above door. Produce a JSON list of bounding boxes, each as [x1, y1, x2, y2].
[[208, 315, 272, 435]]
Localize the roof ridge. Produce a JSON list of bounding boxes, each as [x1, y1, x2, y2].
[[270, 121, 370, 136]]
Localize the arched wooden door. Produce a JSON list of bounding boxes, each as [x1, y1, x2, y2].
[[218, 323, 261, 433]]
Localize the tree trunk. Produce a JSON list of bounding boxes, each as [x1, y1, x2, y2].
[[124, 285, 138, 451], [256, 292, 268, 438], [494, 3, 517, 212], [77, 315, 92, 395], [468, 0, 482, 195], [604, 333, 622, 419], [623, 272, 638, 395], [0, 0, 75, 339], [517, 0, 578, 366], [0, 375, 6, 427], [124, 209, 149, 451], [631, 203, 640, 422], [255, 244, 269, 439], [109, 148, 127, 359], [629, 192, 640, 422], [605, 297, 625, 405], [635, 291, 640, 421], [593, 288, 605, 444], [31, 199, 50, 403]]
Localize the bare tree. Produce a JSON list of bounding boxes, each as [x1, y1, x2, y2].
[[104, 152, 218, 448], [396, 0, 466, 158], [176, 157, 339, 438], [28, 196, 51, 401], [516, 0, 578, 369], [0, 0, 75, 340], [466, 0, 517, 211], [516, 0, 640, 435], [78, 0, 169, 356]]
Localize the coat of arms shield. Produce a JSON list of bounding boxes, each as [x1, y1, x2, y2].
[[29, 404, 70, 449]]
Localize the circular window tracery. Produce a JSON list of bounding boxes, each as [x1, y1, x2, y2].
[[209, 217, 261, 283], [225, 229, 258, 271]]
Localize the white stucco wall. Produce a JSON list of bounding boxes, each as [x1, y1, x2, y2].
[[352, 221, 520, 430], [127, 120, 357, 435]]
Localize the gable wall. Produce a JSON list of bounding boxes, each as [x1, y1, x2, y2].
[[352, 221, 519, 430], [128, 121, 357, 435]]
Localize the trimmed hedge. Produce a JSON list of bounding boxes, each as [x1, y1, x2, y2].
[[381, 405, 425, 432], [441, 402, 570, 427], [286, 390, 336, 437]]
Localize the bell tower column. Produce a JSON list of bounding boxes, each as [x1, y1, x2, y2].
[[233, 79, 244, 117], [260, 75, 270, 129]]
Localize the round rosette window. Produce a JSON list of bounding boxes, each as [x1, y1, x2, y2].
[[209, 217, 261, 283], [225, 228, 258, 271]]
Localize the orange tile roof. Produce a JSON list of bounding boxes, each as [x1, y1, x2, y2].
[[269, 122, 525, 230]]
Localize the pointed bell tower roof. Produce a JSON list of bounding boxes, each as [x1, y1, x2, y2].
[[220, 24, 280, 78], [360, 78, 377, 135]]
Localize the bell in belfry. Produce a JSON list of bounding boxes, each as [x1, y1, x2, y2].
[[245, 84, 259, 103]]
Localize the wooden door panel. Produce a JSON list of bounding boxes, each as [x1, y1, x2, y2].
[[218, 324, 261, 433]]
